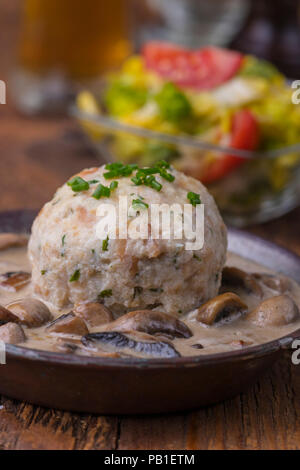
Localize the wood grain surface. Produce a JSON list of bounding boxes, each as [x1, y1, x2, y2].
[[1, 0, 300, 451]]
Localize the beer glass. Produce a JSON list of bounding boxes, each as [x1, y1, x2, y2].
[[14, 0, 132, 114]]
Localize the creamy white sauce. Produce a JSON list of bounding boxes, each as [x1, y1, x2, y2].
[[1, 245, 300, 357]]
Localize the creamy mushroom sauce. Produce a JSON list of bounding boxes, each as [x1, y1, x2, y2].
[[1, 242, 300, 357]]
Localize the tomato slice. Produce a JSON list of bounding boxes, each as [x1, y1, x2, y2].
[[143, 42, 243, 90], [200, 110, 260, 185]]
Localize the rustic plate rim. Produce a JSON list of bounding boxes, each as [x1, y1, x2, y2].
[[1, 209, 300, 369]]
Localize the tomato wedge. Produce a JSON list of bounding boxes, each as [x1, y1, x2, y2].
[[143, 42, 243, 90], [200, 110, 260, 185]]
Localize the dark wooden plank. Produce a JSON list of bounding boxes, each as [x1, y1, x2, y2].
[[185, 356, 300, 450], [0, 114, 99, 211], [117, 414, 187, 450], [0, 397, 119, 450]]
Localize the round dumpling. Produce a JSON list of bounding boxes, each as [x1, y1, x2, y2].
[[28, 164, 227, 316]]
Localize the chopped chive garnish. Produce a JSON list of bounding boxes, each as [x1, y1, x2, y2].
[[132, 198, 149, 211], [104, 163, 138, 179], [131, 175, 142, 186], [41, 270, 47, 275], [132, 174, 162, 192], [92, 184, 110, 200], [92, 181, 118, 200], [156, 160, 170, 169], [67, 176, 90, 192], [62, 234, 66, 246], [102, 236, 109, 252], [88, 179, 99, 184], [159, 169, 175, 182], [69, 269, 80, 282], [193, 254, 202, 262], [145, 175, 162, 191], [91, 249, 95, 254], [98, 289, 113, 299], [110, 181, 119, 190], [187, 191, 201, 207]]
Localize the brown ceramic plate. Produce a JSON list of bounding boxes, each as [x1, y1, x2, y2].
[[0, 210, 300, 415]]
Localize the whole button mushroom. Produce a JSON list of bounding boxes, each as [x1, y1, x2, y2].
[[253, 273, 292, 294], [0, 323, 26, 344], [0, 304, 20, 324], [246, 295, 299, 327], [46, 313, 89, 336], [221, 267, 263, 298], [6, 298, 53, 328], [196, 292, 248, 325], [103, 310, 192, 339], [73, 302, 113, 327]]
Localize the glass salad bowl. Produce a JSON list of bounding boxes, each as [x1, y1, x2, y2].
[[73, 103, 300, 227], [72, 43, 300, 227]]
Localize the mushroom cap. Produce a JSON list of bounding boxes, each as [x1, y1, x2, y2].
[[221, 267, 263, 298], [46, 313, 89, 336], [246, 295, 299, 327], [103, 310, 192, 339], [73, 302, 113, 327], [6, 298, 53, 328], [196, 292, 248, 325], [0, 322, 26, 344]]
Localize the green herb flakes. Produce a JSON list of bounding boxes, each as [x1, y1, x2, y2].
[[187, 192, 201, 207], [92, 181, 118, 200], [104, 163, 138, 179], [67, 176, 90, 192], [98, 289, 113, 299], [69, 269, 80, 282], [102, 236, 109, 252], [132, 198, 149, 211]]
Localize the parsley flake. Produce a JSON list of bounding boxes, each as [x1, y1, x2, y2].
[[98, 289, 113, 299], [67, 176, 90, 192], [69, 269, 80, 282], [187, 192, 201, 207]]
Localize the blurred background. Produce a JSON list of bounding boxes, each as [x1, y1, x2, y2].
[[1, 0, 300, 226]]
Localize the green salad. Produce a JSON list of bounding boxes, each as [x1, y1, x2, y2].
[[77, 42, 300, 220]]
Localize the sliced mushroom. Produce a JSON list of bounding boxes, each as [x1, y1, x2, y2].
[[6, 298, 53, 327], [0, 304, 19, 324], [0, 272, 31, 292], [54, 340, 121, 358], [221, 267, 263, 297], [81, 331, 181, 358], [246, 295, 299, 327], [103, 310, 192, 339], [0, 233, 28, 251], [46, 313, 89, 335], [196, 292, 248, 325], [73, 302, 113, 327], [253, 273, 292, 294], [0, 322, 26, 344]]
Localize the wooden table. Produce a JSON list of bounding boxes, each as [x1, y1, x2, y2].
[[1, 0, 300, 451]]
